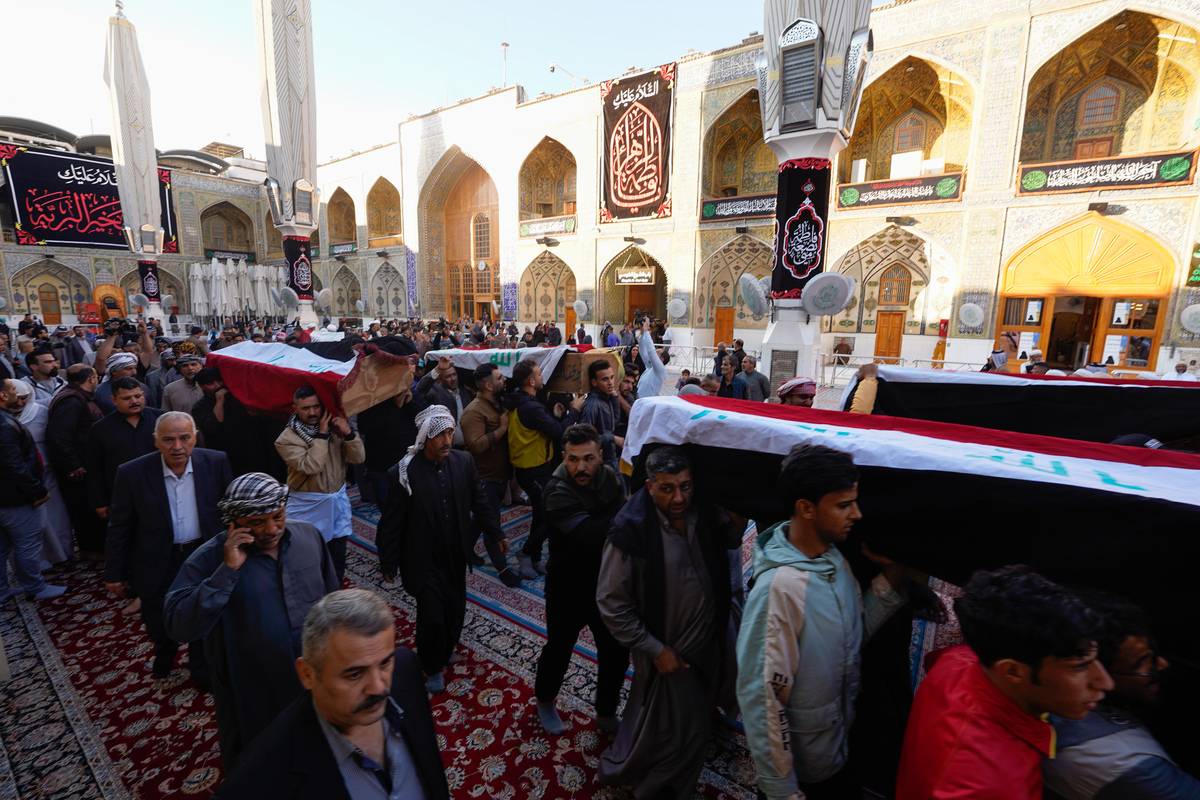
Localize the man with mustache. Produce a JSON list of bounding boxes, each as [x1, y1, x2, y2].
[[87, 378, 163, 524], [22, 346, 64, 407], [215, 589, 448, 799], [378, 405, 507, 694], [165, 472, 340, 768]]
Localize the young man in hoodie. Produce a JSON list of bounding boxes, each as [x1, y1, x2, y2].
[[533, 424, 627, 735], [737, 444, 910, 800]]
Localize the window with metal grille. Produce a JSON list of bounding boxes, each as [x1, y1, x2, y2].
[[877, 265, 912, 305], [1080, 83, 1119, 126], [894, 113, 926, 153], [782, 43, 817, 106], [472, 214, 491, 261]]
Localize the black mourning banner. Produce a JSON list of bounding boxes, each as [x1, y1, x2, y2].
[[283, 235, 314, 301], [0, 144, 177, 251], [137, 261, 162, 302], [771, 158, 831, 299], [600, 64, 676, 222]]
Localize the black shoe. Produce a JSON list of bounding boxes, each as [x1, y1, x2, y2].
[[467, 552, 485, 567], [152, 650, 176, 679], [498, 567, 523, 588]]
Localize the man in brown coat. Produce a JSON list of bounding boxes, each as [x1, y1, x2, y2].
[[274, 385, 365, 582]]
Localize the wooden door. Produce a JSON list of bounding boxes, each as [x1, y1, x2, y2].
[[38, 284, 62, 325], [874, 311, 905, 361], [1073, 138, 1112, 160], [627, 285, 656, 319], [714, 306, 734, 349], [565, 306, 576, 338]]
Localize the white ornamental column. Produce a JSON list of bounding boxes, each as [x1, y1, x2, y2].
[[758, 0, 873, 385], [255, 0, 320, 326], [105, 0, 166, 321]]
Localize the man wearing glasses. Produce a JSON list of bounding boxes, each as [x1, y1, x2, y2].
[[1044, 593, 1200, 799]]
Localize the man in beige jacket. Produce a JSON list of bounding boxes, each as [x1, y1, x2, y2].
[[274, 385, 365, 582]]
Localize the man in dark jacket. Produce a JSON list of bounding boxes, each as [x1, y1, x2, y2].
[[356, 387, 427, 509], [731, 340, 747, 377], [378, 405, 509, 693], [414, 356, 473, 435], [47, 365, 106, 558], [104, 411, 232, 680], [191, 367, 287, 480], [578, 360, 623, 472], [534, 425, 627, 735], [87, 377, 163, 520], [596, 446, 743, 798], [216, 590, 449, 800], [0, 377, 65, 600], [506, 358, 584, 578]]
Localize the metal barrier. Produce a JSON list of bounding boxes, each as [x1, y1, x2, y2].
[[817, 355, 979, 387]]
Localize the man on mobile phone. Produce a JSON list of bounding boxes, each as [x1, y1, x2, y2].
[[164, 472, 340, 769]]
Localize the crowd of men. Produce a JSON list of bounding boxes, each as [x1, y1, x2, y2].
[[0, 310, 1194, 799]]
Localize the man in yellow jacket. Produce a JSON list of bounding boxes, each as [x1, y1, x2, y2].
[[275, 385, 365, 582]]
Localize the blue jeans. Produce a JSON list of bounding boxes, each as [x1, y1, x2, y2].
[[0, 504, 47, 596]]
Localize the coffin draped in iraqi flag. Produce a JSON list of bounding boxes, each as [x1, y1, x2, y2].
[[621, 395, 1200, 668], [841, 365, 1200, 446], [205, 340, 414, 417]]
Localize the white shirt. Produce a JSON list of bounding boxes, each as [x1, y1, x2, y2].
[[1169, 371, 1198, 382], [162, 457, 202, 544]]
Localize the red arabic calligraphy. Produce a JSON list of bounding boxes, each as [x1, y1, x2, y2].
[[609, 101, 663, 211], [24, 188, 123, 235]]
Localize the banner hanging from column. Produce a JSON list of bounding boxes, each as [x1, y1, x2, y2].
[[283, 235, 314, 300], [137, 260, 161, 301], [771, 158, 832, 299], [599, 64, 676, 222]]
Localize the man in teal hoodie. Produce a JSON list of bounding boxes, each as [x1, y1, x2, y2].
[[736, 444, 912, 799]]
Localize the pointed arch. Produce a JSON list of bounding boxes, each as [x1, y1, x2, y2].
[[332, 265, 362, 316], [701, 90, 776, 198], [327, 188, 357, 246], [1020, 11, 1200, 162], [826, 225, 932, 334], [265, 212, 284, 259], [371, 261, 406, 317], [694, 235, 773, 329], [366, 177, 402, 247], [9, 259, 93, 322], [200, 201, 254, 254], [518, 137, 578, 221], [841, 56, 974, 182], [519, 252, 577, 322], [121, 268, 185, 313], [598, 246, 667, 325]]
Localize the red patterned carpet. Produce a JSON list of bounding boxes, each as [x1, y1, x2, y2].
[[0, 503, 757, 799]]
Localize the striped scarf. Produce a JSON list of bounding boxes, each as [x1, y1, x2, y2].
[[288, 414, 322, 445]]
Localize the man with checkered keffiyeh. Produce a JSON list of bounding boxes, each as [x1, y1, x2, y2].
[[164, 472, 341, 769]]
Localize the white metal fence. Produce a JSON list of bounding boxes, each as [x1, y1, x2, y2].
[[817, 355, 981, 387]]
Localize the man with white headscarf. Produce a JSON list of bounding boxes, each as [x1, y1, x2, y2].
[[94, 351, 151, 416], [164, 472, 340, 768], [378, 405, 511, 693]]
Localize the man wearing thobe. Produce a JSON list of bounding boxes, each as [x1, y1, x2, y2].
[[164, 472, 340, 768], [596, 446, 742, 799], [87, 378, 163, 523], [161, 354, 204, 413], [275, 385, 365, 583], [377, 405, 508, 694], [104, 412, 232, 680]]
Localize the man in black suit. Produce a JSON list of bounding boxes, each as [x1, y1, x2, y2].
[[216, 589, 448, 800], [104, 411, 232, 680], [88, 376, 163, 522]]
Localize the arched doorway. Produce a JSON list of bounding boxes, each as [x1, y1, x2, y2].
[[598, 247, 667, 325], [996, 212, 1174, 372], [841, 56, 974, 183], [332, 265, 362, 317], [519, 137, 577, 220], [519, 252, 577, 324], [1020, 12, 1199, 163], [93, 285, 125, 321], [201, 202, 255, 256], [121, 269, 185, 315], [701, 91, 777, 198], [371, 262, 406, 318], [825, 226, 932, 360], [417, 148, 501, 319], [366, 178, 402, 248], [694, 235, 772, 345], [10, 260, 92, 324], [327, 188, 358, 249]]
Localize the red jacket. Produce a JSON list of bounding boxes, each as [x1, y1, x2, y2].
[[896, 645, 1055, 799]]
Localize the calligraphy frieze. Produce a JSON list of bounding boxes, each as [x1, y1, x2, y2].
[[1017, 150, 1197, 196], [330, 242, 358, 256], [615, 265, 655, 285], [600, 64, 676, 222], [204, 249, 257, 263], [836, 173, 965, 210], [1, 145, 178, 252], [519, 215, 578, 238], [700, 194, 777, 222]]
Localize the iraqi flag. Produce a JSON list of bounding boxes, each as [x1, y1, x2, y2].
[[621, 395, 1200, 669], [841, 365, 1200, 446], [206, 340, 415, 417]]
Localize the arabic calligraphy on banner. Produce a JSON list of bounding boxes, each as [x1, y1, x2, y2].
[[1017, 149, 1197, 195], [600, 64, 675, 222], [615, 265, 655, 285], [771, 159, 831, 300], [0, 144, 177, 251]]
